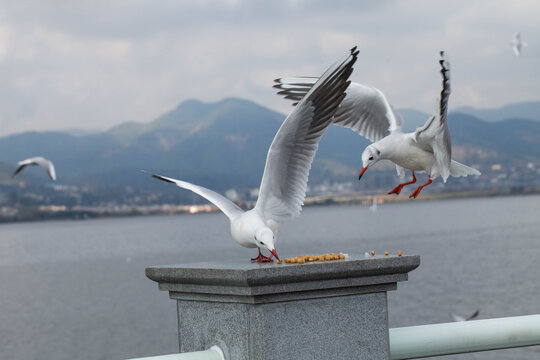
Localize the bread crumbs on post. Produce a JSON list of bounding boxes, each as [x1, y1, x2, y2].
[[281, 253, 346, 264]]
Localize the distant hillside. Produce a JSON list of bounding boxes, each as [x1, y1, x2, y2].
[[455, 101, 540, 123], [0, 98, 539, 198], [0, 98, 285, 191]]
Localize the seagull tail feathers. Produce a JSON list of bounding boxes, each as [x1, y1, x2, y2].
[[449, 160, 481, 178]]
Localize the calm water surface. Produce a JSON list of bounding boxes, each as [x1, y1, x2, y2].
[[1, 195, 540, 359]]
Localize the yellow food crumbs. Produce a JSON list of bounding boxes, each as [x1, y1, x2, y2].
[[397, 251, 403, 256], [384, 251, 389, 256], [282, 253, 346, 264], [370, 250, 375, 256]]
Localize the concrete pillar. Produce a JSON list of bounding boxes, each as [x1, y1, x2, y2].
[[146, 254, 420, 360]]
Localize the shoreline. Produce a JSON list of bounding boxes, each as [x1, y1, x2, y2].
[[1, 186, 539, 225]]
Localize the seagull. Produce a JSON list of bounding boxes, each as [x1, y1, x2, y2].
[[450, 309, 480, 322], [145, 47, 358, 262], [510, 32, 528, 56], [274, 51, 480, 198], [13, 156, 56, 181]]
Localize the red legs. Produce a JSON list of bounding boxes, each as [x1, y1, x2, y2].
[[409, 177, 433, 199], [388, 172, 417, 195], [250, 248, 274, 263]]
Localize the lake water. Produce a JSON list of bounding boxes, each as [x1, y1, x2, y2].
[[1, 195, 540, 360]]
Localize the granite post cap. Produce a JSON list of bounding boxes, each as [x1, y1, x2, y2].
[[146, 254, 420, 304]]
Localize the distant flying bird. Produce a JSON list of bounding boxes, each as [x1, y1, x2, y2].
[[145, 47, 358, 262], [274, 51, 480, 198], [510, 32, 528, 56], [13, 157, 56, 181], [450, 309, 480, 322]]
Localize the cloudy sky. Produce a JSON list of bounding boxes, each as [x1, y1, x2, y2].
[[0, 0, 538, 136]]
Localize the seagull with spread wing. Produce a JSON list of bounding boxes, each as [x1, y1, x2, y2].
[[274, 51, 480, 198], [145, 47, 358, 262], [13, 156, 57, 181]]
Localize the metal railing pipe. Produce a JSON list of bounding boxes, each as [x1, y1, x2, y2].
[[389, 314, 540, 359], [126, 346, 225, 360]]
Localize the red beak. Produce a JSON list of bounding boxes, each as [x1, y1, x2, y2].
[[271, 249, 280, 261], [358, 166, 368, 180]]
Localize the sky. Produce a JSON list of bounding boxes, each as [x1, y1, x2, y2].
[[0, 0, 538, 136]]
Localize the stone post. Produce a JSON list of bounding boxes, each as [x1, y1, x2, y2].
[[146, 254, 420, 360]]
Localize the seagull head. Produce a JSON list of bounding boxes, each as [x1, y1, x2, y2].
[[359, 145, 381, 180], [255, 227, 279, 261]]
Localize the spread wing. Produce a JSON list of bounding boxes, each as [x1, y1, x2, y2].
[[332, 83, 403, 141], [274, 79, 402, 142], [145, 172, 244, 220], [13, 156, 56, 181], [414, 51, 452, 181], [256, 47, 358, 222]]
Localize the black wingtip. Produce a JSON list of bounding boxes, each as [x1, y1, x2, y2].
[[141, 170, 175, 184], [12, 165, 24, 178], [152, 174, 175, 183]]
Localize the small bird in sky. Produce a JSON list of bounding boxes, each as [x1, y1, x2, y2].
[[13, 156, 57, 181], [510, 32, 528, 56]]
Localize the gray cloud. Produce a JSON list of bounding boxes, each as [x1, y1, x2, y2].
[[0, 0, 538, 135]]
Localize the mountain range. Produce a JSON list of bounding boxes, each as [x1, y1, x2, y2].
[[0, 98, 539, 203]]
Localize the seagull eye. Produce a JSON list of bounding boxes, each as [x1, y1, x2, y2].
[[369, 156, 374, 161]]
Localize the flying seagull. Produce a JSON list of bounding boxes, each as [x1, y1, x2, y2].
[[13, 156, 56, 181], [145, 47, 358, 262], [274, 51, 480, 198], [450, 309, 480, 322], [510, 32, 528, 56]]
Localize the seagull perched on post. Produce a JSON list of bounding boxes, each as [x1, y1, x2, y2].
[[145, 47, 358, 262], [274, 51, 480, 198], [510, 32, 528, 56], [13, 156, 57, 181]]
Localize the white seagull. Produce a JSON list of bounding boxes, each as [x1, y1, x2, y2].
[[450, 309, 480, 322], [274, 51, 480, 198], [13, 156, 57, 181], [510, 32, 528, 56], [145, 47, 358, 262]]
